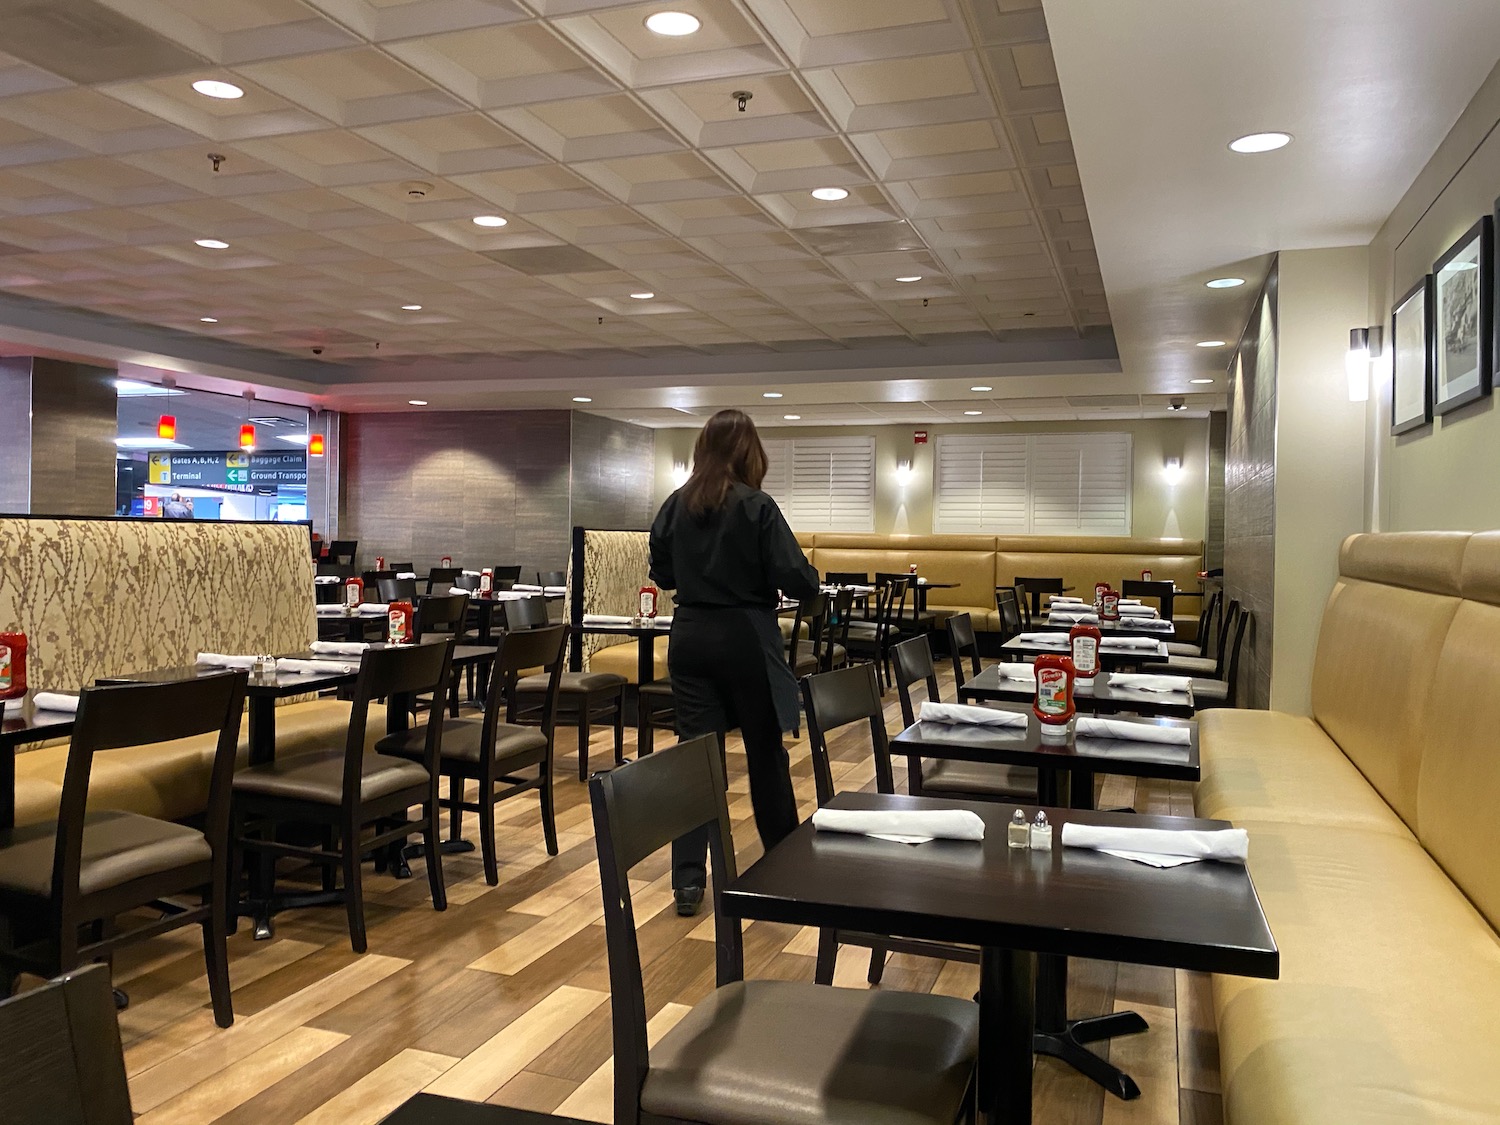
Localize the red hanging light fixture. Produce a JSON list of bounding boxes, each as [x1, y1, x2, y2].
[[157, 414, 176, 440], [239, 424, 255, 450], [308, 433, 325, 456]]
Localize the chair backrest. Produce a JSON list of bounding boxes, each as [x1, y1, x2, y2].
[[590, 736, 742, 1125], [872, 573, 912, 640], [1213, 597, 1241, 677], [1219, 604, 1250, 705], [891, 635, 940, 729], [376, 576, 419, 604], [314, 581, 343, 605], [362, 569, 396, 592], [800, 663, 894, 805], [825, 570, 870, 586], [489, 625, 569, 751], [1011, 583, 1032, 629], [316, 561, 354, 580], [1121, 579, 1176, 622], [0, 964, 133, 1125], [538, 570, 566, 587], [946, 612, 981, 690], [389, 562, 414, 575], [61, 674, 247, 915], [345, 641, 453, 799], [1196, 588, 1224, 654], [426, 567, 463, 594], [494, 565, 523, 583], [994, 587, 1023, 640], [328, 540, 357, 565], [452, 573, 481, 592], [1014, 576, 1064, 616], [787, 593, 829, 671], [825, 587, 855, 664], [414, 592, 468, 640], [503, 596, 552, 630]]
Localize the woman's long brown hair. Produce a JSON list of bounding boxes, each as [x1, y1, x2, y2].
[[679, 409, 768, 517]]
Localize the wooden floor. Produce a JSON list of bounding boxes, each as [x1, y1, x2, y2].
[[108, 664, 1223, 1125]]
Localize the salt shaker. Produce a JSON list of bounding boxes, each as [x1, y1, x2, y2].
[[1007, 809, 1029, 849], [1029, 811, 1053, 851]]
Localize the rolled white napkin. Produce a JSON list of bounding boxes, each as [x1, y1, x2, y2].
[[512, 583, 543, 592], [276, 658, 358, 675], [1101, 637, 1161, 651], [1128, 618, 1175, 631], [543, 586, 567, 596], [1118, 605, 1158, 618], [1049, 595, 1085, 604], [918, 701, 1028, 728], [1061, 822, 1248, 866], [1016, 632, 1068, 646], [313, 576, 341, 585], [463, 570, 481, 577], [652, 616, 674, 627], [33, 692, 79, 714], [996, 663, 1035, 682], [357, 603, 390, 616], [447, 586, 474, 597], [1117, 598, 1144, 606], [315, 604, 345, 617], [1075, 717, 1191, 745], [584, 613, 634, 625], [1049, 611, 1099, 625], [310, 641, 370, 655], [1106, 673, 1193, 694], [396, 571, 416, 580], [812, 807, 986, 844], [196, 653, 257, 670]]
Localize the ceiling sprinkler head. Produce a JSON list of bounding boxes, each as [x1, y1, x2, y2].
[[733, 90, 753, 112], [401, 180, 433, 199], [207, 153, 225, 172]]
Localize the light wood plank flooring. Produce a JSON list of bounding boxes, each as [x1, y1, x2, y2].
[[104, 664, 1221, 1125]]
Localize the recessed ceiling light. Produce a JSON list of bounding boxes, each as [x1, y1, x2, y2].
[[200, 317, 218, 323], [115, 436, 188, 449], [1229, 132, 1292, 154], [970, 385, 992, 392], [1206, 277, 1245, 289], [645, 11, 701, 35], [1190, 378, 1215, 384], [573, 396, 593, 403], [472, 215, 508, 227], [192, 79, 243, 100], [963, 410, 983, 416], [195, 238, 229, 250], [630, 292, 654, 300], [401, 304, 423, 311], [1196, 340, 1227, 348], [408, 399, 428, 406], [896, 276, 923, 283], [811, 187, 849, 201], [763, 391, 783, 398], [783, 414, 801, 420], [278, 434, 312, 446]]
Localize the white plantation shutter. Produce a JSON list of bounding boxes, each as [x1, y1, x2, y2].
[[935, 432, 1132, 536], [769, 436, 874, 532], [934, 434, 1029, 533]]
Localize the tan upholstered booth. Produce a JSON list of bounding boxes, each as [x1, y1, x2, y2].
[[1196, 531, 1500, 1125], [1, 517, 381, 826], [571, 529, 670, 683]]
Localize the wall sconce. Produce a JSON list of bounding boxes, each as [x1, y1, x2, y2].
[[1346, 326, 1381, 403], [1163, 456, 1184, 485], [895, 458, 914, 485], [671, 460, 691, 487]]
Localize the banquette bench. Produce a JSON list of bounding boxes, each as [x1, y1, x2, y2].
[[1196, 531, 1500, 1124], [1, 517, 384, 827]]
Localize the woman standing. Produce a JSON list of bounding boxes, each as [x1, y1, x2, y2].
[[649, 409, 819, 915]]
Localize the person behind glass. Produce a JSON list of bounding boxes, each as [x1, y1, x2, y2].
[[649, 409, 819, 916]]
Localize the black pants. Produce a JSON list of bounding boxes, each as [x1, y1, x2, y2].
[[669, 608, 799, 890]]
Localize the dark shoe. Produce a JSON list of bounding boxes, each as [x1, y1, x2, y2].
[[674, 886, 705, 917]]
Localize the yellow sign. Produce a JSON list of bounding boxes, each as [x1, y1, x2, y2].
[[148, 453, 172, 484]]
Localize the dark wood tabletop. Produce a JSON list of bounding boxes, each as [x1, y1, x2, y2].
[[1034, 616, 1178, 639], [957, 665, 1196, 719], [0, 693, 76, 751], [1003, 635, 1168, 667]]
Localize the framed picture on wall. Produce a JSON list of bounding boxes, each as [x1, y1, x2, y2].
[[1391, 275, 1434, 435], [1431, 215, 1493, 414]]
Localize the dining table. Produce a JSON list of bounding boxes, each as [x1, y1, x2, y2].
[[721, 791, 1276, 1125], [572, 618, 671, 746], [1001, 634, 1169, 668], [0, 694, 78, 831], [958, 664, 1197, 718]]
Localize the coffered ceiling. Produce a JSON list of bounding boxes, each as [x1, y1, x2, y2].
[[0, 0, 1111, 378]]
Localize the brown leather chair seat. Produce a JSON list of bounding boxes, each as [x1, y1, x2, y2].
[[233, 751, 429, 805], [921, 758, 1038, 798], [640, 979, 979, 1125], [378, 719, 546, 766], [517, 670, 625, 694], [0, 810, 210, 898]]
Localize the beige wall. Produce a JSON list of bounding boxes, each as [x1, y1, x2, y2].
[[654, 417, 1210, 540], [1369, 60, 1500, 531]]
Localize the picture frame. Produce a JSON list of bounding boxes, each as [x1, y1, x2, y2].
[[1391, 276, 1434, 434], [1431, 214, 1493, 414]]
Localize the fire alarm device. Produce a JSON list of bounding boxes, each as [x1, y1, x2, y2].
[[914, 430, 929, 445]]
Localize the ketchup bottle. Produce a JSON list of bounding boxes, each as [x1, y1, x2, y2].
[[1032, 654, 1075, 743], [478, 567, 494, 597], [1101, 590, 1121, 622], [1069, 622, 1101, 678], [375, 555, 386, 571], [344, 576, 364, 608], [388, 601, 414, 645], [1094, 581, 1110, 614], [1140, 568, 1152, 582], [639, 585, 658, 620], [441, 555, 452, 568], [0, 632, 27, 705]]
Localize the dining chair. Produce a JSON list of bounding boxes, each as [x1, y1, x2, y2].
[[590, 735, 980, 1125], [637, 680, 676, 757], [452, 573, 482, 593], [508, 596, 626, 781], [875, 570, 936, 635], [0, 674, 247, 1026], [362, 569, 396, 592], [414, 592, 474, 710], [426, 567, 463, 594], [1121, 579, 1177, 625], [1168, 589, 1222, 659], [537, 570, 566, 587], [378, 626, 567, 885], [0, 964, 133, 1124], [376, 576, 419, 604], [328, 540, 358, 565], [1168, 594, 1237, 676], [993, 587, 1024, 641], [946, 612, 983, 691], [1012, 583, 1034, 630], [824, 571, 872, 621], [1188, 604, 1250, 708], [315, 580, 344, 605], [316, 561, 354, 580], [389, 562, 414, 575], [493, 565, 523, 584], [232, 641, 454, 953], [786, 593, 830, 678], [823, 587, 854, 671], [890, 635, 1039, 804], [1014, 576, 1065, 618], [842, 580, 909, 692]]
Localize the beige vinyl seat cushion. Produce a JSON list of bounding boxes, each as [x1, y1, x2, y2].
[[377, 720, 546, 766], [0, 810, 209, 898], [1193, 710, 1412, 836], [919, 759, 1038, 798], [518, 670, 625, 696], [640, 979, 979, 1125], [586, 636, 668, 684], [1214, 818, 1500, 1125], [233, 750, 430, 805]]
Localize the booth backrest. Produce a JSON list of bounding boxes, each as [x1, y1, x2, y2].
[[992, 536, 1203, 601], [1309, 530, 1500, 930], [810, 534, 998, 613], [0, 517, 315, 694], [572, 529, 673, 666]]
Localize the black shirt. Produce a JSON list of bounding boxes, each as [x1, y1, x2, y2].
[[649, 483, 819, 610]]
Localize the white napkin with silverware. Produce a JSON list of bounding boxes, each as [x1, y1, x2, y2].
[[1061, 822, 1247, 867], [584, 614, 634, 625], [1075, 717, 1191, 744], [315, 605, 345, 617], [357, 603, 390, 616], [196, 653, 257, 670], [918, 701, 1028, 728], [813, 807, 986, 845], [996, 663, 1035, 682], [1017, 632, 1069, 646], [310, 641, 370, 656], [314, 576, 341, 585], [33, 692, 80, 714], [1101, 636, 1161, 651], [1105, 673, 1193, 694], [276, 658, 358, 676], [396, 572, 416, 580]]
